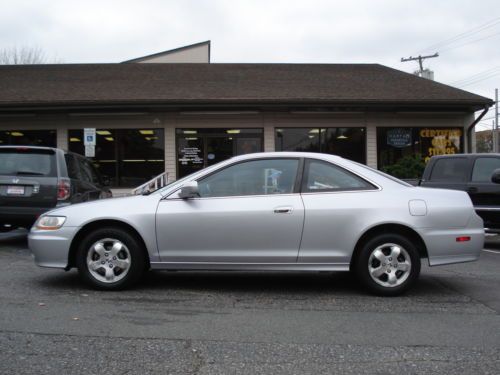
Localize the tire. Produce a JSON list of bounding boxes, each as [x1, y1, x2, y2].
[[76, 227, 146, 290], [354, 233, 421, 296]]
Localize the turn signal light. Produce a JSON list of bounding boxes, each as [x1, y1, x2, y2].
[[456, 236, 471, 242]]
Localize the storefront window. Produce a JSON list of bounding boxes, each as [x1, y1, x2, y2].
[[0, 130, 56, 147], [68, 128, 164, 187], [377, 127, 463, 171], [176, 128, 263, 178], [275, 127, 366, 163]]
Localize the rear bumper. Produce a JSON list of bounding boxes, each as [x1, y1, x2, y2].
[[419, 213, 484, 266], [28, 226, 79, 269]]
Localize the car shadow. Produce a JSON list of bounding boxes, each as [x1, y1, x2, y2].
[[0, 228, 29, 244], [36, 268, 443, 298]]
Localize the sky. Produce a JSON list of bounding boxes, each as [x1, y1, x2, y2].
[[0, 0, 499, 131]]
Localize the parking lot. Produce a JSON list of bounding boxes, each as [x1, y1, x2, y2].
[[0, 231, 499, 374]]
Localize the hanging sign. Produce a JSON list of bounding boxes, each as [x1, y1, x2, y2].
[[387, 128, 412, 148]]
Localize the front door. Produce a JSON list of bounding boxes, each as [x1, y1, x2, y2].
[[156, 158, 304, 263], [176, 129, 264, 178]]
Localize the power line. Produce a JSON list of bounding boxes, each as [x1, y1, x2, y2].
[[458, 71, 500, 87], [451, 66, 500, 86], [419, 16, 500, 53], [440, 30, 500, 53], [451, 66, 500, 85]]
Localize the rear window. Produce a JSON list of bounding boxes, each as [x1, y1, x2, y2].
[[429, 158, 468, 182], [0, 148, 56, 177]]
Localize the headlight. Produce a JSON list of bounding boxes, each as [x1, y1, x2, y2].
[[36, 216, 66, 230]]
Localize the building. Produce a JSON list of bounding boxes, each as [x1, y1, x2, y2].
[[0, 42, 494, 189]]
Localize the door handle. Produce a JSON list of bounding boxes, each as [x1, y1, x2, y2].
[[274, 206, 293, 214]]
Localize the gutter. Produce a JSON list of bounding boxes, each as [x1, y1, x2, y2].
[[467, 106, 490, 152]]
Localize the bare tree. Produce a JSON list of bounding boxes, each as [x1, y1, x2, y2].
[[0, 46, 53, 64]]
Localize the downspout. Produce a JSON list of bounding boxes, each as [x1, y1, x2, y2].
[[467, 106, 489, 153]]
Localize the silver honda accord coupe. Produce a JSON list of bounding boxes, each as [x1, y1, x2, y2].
[[29, 152, 484, 295]]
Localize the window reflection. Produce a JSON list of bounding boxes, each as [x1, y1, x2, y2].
[[275, 127, 366, 163], [0, 130, 56, 147], [68, 128, 164, 187]]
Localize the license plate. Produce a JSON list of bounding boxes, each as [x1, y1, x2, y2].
[[7, 186, 25, 195]]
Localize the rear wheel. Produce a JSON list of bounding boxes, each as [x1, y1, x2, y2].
[[76, 227, 146, 290], [355, 233, 420, 296]]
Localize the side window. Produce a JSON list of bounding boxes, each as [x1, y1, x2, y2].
[[472, 158, 500, 182], [430, 158, 468, 182], [64, 154, 80, 180], [198, 159, 299, 198], [79, 158, 100, 184], [303, 159, 375, 192]]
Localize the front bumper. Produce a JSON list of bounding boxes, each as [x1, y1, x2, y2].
[[28, 226, 79, 269]]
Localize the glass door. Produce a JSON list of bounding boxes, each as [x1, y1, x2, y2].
[[176, 128, 263, 178], [205, 137, 234, 167]]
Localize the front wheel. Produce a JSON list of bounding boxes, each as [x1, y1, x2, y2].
[[354, 233, 421, 296], [76, 227, 146, 290]]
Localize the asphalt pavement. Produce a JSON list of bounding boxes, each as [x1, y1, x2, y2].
[[0, 233, 499, 374]]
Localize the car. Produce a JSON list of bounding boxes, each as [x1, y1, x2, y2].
[[419, 153, 500, 233], [28, 152, 484, 296], [0, 145, 112, 230]]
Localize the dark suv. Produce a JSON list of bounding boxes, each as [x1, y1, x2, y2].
[[420, 153, 500, 232], [0, 146, 112, 229]]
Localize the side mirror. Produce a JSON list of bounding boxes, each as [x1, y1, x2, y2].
[[491, 169, 500, 184], [178, 181, 200, 199]]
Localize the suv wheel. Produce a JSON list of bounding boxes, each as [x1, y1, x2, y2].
[[355, 233, 420, 296], [76, 227, 146, 290]]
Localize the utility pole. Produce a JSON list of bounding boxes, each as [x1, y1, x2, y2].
[[496, 88, 499, 153], [401, 53, 439, 75], [494, 120, 497, 153]]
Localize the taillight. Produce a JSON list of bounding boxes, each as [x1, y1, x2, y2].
[[57, 178, 71, 200]]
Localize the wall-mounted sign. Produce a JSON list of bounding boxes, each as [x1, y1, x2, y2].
[[84, 128, 96, 146], [387, 128, 412, 148], [85, 145, 95, 157]]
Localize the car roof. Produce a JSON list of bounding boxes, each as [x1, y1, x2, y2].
[[227, 151, 345, 163], [0, 145, 60, 152], [430, 153, 500, 159]]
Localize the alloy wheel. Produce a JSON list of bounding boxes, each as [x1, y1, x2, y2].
[[86, 238, 131, 283], [368, 242, 412, 288]]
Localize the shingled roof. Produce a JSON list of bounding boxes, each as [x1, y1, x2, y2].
[[0, 63, 493, 111]]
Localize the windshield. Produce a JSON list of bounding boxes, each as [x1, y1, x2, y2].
[[0, 148, 56, 177]]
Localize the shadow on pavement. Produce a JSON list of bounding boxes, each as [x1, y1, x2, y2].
[[0, 228, 28, 244], [35, 267, 444, 298]]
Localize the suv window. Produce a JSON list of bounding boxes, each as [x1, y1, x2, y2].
[[430, 158, 468, 182], [303, 159, 375, 192], [64, 154, 80, 180], [472, 157, 500, 182], [79, 157, 101, 184], [198, 159, 299, 198], [0, 148, 55, 177]]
